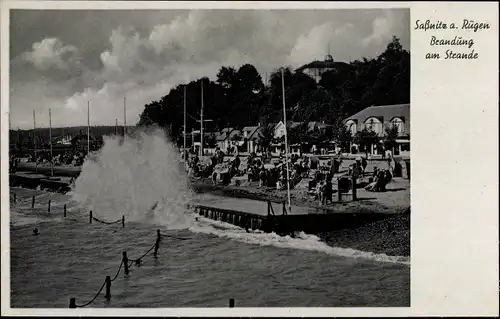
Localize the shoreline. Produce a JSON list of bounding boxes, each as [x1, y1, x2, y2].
[[10, 179, 410, 258]]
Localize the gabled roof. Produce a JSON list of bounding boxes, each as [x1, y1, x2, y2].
[[345, 103, 410, 133], [215, 127, 234, 141], [242, 126, 260, 139], [216, 127, 243, 142]]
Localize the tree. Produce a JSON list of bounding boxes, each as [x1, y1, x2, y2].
[[332, 119, 352, 153], [257, 123, 275, 152], [135, 37, 410, 151], [216, 66, 238, 89], [354, 128, 379, 156], [384, 125, 399, 154], [288, 122, 310, 155]]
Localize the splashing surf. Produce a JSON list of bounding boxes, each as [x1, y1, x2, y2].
[[63, 127, 409, 265]]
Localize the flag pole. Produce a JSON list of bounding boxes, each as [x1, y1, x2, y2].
[[33, 110, 37, 173], [123, 97, 127, 139], [87, 101, 90, 155], [183, 85, 187, 171], [281, 68, 291, 214], [200, 81, 204, 157], [49, 109, 54, 177]]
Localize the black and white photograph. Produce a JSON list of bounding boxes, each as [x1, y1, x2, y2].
[[5, 7, 413, 309]]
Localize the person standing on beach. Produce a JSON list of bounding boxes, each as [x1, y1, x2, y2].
[[212, 171, 217, 185], [361, 157, 368, 176], [259, 168, 265, 188]]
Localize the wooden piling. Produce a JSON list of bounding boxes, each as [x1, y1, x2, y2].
[[69, 297, 76, 308], [123, 251, 129, 275], [229, 298, 235, 308], [31, 196, 35, 208], [105, 276, 111, 300], [122, 215, 125, 228], [13, 193, 16, 203], [89, 210, 93, 223], [48, 200, 51, 213], [64, 204, 67, 217], [154, 229, 161, 258]]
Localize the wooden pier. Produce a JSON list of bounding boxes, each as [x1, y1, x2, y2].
[[192, 200, 390, 236]]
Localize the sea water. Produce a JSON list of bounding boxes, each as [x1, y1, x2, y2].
[[9, 128, 410, 307]]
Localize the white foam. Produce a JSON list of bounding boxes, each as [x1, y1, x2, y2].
[[189, 216, 410, 266], [70, 128, 194, 229]]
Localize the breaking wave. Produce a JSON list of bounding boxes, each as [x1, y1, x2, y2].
[[51, 128, 410, 265], [69, 127, 193, 229]]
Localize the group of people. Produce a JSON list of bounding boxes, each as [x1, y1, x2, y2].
[[245, 153, 309, 190], [25, 150, 88, 167], [313, 173, 335, 205], [364, 166, 393, 192]]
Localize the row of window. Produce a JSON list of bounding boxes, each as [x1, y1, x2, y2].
[[346, 117, 405, 135]]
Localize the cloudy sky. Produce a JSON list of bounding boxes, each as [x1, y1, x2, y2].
[[9, 9, 409, 129]]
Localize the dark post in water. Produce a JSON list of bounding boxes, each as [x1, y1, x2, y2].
[[31, 196, 35, 208], [122, 215, 125, 228], [123, 251, 129, 275], [229, 298, 235, 308], [48, 200, 51, 213], [64, 204, 67, 217], [154, 229, 161, 258], [69, 297, 76, 308], [89, 210, 93, 223], [105, 276, 111, 300]]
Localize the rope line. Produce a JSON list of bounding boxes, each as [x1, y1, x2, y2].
[[110, 261, 123, 282], [75, 278, 107, 308], [129, 243, 156, 266], [92, 216, 122, 225]]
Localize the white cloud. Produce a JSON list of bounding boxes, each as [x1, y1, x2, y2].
[[10, 10, 410, 129], [23, 37, 79, 71], [362, 11, 400, 48]]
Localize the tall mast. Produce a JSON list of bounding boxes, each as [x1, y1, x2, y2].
[[200, 80, 204, 157], [183, 85, 187, 168], [49, 109, 54, 177], [281, 68, 291, 214], [33, 110, 37, 173], [123, 97, 127, 139], [87, 101, 90, 154]]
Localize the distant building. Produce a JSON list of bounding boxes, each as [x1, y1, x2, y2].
[[52, 134, 72, 145], [271, 121, 333, 155], [71, 133, 100, 151], [241, 126, 261, 153], [295, 54, 352, 83], [214, 128, 241, 154], [344, 103, 410, 156]]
